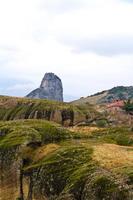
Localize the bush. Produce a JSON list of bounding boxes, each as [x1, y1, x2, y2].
[[96, 119, 108, 128], [123, 100, 133, 113], [115, 134, 133, 146]]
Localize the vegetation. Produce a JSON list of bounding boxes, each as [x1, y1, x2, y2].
[[96, 119, 108, 127], [91, 127, 133, 146], [0, 120, 72, 148], [0, 96, 103, 128], [73, 86, 133, 105], [123, 99, 133, 113], [0, 96, 73, 120], [0, 96, 133, 200], [69, 126, 133, 146]]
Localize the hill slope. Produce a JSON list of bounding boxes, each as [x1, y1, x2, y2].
[[0, 95, 101, 126], [0, 120, 133, 200], [0, 93, 133, 200], [73, 86, 133, 105]]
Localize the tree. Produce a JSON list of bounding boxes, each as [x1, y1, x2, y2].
[[123, 99, 133, 114]]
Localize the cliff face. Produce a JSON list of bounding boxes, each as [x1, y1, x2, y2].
[[27, 73, 63, 102], [0, 96, 83, 126], [0, 95, 132, 127]]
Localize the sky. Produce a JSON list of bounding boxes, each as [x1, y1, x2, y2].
[[0, 0, 133, 101]]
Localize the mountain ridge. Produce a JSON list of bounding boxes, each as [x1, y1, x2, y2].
[[72, 86, 133, 105]]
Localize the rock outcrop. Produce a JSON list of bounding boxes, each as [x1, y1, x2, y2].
[[0, 96, 89, 126], [27, 73, 63, 102]]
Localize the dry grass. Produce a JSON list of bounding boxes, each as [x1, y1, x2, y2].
[[0, 185, 19, 200], [68, 126, 133, 172], [72, 91, 108, 105], [92, 143, 133, 170], [33, 143, 60, 162], [0, 179, 47, 200], [0, 176, 27, 200], [68, 126, 101, 136], [69, 126, 100, 132]]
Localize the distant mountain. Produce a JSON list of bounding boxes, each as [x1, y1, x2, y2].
[[72, 86, 133, 104], [26, 73, 63, 102]]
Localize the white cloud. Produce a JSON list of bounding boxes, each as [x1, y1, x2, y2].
[[0, 0, 133, 101], [0, 83, 36, 97], [41, 0, 84, 13]]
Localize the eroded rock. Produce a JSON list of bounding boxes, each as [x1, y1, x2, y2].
[[27, 73, 63, 102]]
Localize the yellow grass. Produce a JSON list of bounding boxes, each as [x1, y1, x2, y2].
[[72, 91, 108, 105], [68, 126, 133, 173], [0, 176, 29, 200], [0, 180, 47, 200], [33, 143, 60, 162], [68, 126, 101, 136], [93, 143, 133, 170]]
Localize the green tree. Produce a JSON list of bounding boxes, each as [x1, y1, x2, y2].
[[123, 100, 133, 113]]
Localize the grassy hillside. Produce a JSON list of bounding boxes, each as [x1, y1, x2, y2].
[[0, 120, 72, 148], [72, 86, 133, 105], [0, 96, 101, 126], [0, 95, 132, 200], [72, 91, 108, 105], [0, 120, 133, 200]]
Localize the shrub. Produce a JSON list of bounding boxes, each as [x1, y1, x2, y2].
[[115, 134, 133, 146], [123, 100, 133, 113], [96, 119, 108, 128]]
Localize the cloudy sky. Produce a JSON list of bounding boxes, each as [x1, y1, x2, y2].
[[0, 0, 133, 101]]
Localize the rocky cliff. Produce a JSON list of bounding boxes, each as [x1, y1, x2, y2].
[[0, 96, 102, 126], [0, 95, 132, 127], [27, 73, 63, 102]]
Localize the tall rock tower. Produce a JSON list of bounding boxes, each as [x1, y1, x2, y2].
[[26, 73, 63, 102]]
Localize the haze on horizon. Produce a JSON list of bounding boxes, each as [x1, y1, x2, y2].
[[0, 0, 133, 101]]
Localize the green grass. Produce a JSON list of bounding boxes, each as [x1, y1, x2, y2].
[[0, 120, 72, 148], [0, 96, 102, 127], [24, 145, 95, 198], [0, 117, 132, 199], [22, 144, 131, 200], [90, 127, 133, 146], [0, 96, 76, 120]]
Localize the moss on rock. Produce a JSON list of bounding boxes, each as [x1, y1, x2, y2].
[[82, 169, 130, 200]]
